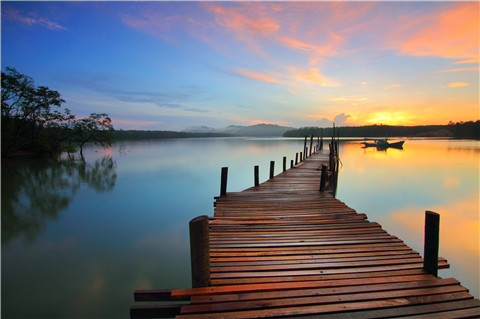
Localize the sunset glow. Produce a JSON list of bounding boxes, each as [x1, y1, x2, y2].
[[1, 1, 478, 130]]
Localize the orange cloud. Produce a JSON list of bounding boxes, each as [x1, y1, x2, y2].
[[295, 68, 340, 87], [454, 58, 480, 64], [448, 82, 470, 88], [437, 67, 480, 73], [235, 68, 281, 83], [393, 2, 479, 59]]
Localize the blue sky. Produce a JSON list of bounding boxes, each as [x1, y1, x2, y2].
[[2, 1, 479, 130]]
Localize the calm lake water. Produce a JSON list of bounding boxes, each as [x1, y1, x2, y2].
[[2, 137, 479, 318]]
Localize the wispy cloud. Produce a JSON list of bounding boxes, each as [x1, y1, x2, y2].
[[294, 67, 340, 87], [437, 67, 480, 73], [2, 5, 68, 30], [454, 58, 480, 65], [235, 68, 281, 83]]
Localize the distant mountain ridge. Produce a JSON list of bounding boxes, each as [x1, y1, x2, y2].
[[183, 123, 294, 137]]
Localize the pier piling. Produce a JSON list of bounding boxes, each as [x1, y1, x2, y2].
[[424, 210, 440, 277], [189, 215, 210, 288]]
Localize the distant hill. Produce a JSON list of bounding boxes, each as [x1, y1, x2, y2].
[[184, 124, 294, 137]]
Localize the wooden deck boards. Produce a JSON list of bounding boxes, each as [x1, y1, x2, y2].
[[131, 152, 480, 318]]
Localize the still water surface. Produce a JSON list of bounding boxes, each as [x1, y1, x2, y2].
[[2, 137, 479, 318]]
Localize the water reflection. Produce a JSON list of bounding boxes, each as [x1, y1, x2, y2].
[[1, 157, 117, 244], [336, 139, 479, 298]]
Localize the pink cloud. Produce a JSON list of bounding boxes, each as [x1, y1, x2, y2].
[[235, 68, 281, 83], [2, 5, 68, 30], [391, 2, 479, 60]]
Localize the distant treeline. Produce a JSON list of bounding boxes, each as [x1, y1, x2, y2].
[[283, 121, 480, 139], [113, 130, 233, 140]]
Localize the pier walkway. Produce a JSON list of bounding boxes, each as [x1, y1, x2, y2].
[[131, 151, 480, 318]]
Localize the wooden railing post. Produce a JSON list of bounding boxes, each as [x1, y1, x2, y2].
[[254, 165, 259, 187], [220, 167, 228, 196], [283, 156, 287, 171], [189, 215, 210, 288], [319, 164, 328, 191], [309, 134, 313, 156], [424, 211, 440, 277], [295, 153, 298, 165], [269, 161, 275, 179], [303, 136, 307, 159]]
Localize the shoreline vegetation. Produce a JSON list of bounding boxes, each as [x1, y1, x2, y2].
[[112, 121, 479, 141]]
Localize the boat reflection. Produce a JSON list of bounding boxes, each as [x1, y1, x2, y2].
[[362, 138, 405, 150]]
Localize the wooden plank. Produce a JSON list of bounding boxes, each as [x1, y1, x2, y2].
[[190, 278, 460, 304], [180, 285, 468, 314], [171, 274, 437, 299], [176, 292, 474, 318], [292, 299, 480, 318]]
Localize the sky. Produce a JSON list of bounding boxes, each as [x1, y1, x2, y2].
[[1, 1, 479, 131]]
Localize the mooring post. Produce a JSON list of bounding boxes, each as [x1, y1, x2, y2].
[[254, 165, 259, 187], [220, 167, 228, 196], [189, 215, 210, 288], [290, 159, 293, 168], [283, 156, 287, 171], [319, 164, 328, 191], [295, 153, 298, 165], [309, 134, 313, 156], [424, 210, 440, 277], [269, 161, 275, 179]]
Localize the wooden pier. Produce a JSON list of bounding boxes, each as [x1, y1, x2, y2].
[[131, 144, 480, 318]]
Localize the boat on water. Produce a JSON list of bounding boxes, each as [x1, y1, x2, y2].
[[362, 138, 405, 150]]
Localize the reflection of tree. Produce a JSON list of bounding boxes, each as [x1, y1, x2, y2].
[[1, 157, 117, 244]]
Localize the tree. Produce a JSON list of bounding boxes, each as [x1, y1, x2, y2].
[[1, 67, 114, 157], [73, 113, 114, 157]]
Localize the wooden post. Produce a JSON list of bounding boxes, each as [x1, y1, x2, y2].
[[424, 211, 440, 277], [309, 135, 313, 156], [320, 129, 324, 150], [189, 215, 210, 288], [295, 153, 298, 165], [283, 156, 287, 171], [254, 165, 259, 187], [300, 152, 303, 162], [319, 165, 328, 191], [269, 161, 275, 179], [303, 136, 307, 159], [220, 167, 228, 196], [290, 159, 293, 168]]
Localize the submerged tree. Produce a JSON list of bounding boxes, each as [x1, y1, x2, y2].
[[73, 113, 114, 157]]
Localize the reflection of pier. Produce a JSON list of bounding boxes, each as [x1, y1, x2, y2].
[[130, 138, 479, 318]]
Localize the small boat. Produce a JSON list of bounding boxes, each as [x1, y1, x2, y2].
[[362, 138, 404, 150]]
